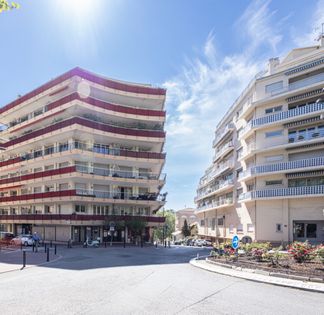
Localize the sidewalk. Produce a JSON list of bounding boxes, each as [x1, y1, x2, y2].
[[190, 258, 324, 293], [0, 247, 60, 274]]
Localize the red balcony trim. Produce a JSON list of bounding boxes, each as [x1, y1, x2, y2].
[[0, 157, 22, 168], [47, 92, 165, 117], [2, 117, 165, 148], [0, 166, 76, 186], [0, 67, 166, 115], [0, 214, 166, 223], [0, 190, 77, 202], [10, 109, 66, 133]]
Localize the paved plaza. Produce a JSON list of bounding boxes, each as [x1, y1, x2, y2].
[[0, 245, 323, 314]]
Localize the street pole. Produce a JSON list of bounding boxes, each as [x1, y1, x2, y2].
[[123, 214, 126, 248], [162, 207, 165, 247]]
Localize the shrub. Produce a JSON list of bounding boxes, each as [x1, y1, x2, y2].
[[251, 247, 268, 262], [314, 245, 324, 264], [287, 241, 314, 263], [209, 250, 219, 258], [243, 242, 271, 256]]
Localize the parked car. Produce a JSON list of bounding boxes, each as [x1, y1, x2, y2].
[[194, 239, 204, 247], [0, 232, 15, 246], [12, 234, 35, 246]]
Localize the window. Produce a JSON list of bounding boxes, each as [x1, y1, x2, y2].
[[265, 180, 283, 186], [75, 205, 86, 213], [265, 105, 282, 114], [229, 224, 234, 234], [217, 218, 224, 226], [236, 168, 243, 179], [237, 147, 243, 159], [237, 224, 243, 233], [265, 81, 283, 94], [265, 155, 283, 162], [265, 130, 283, 138], [247, 224, 254, 233], [276, 224, 282, 233], [200, 219, 205, 227]]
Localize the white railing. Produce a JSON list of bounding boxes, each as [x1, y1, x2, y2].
[[270, 72, 324, 97], [239, 185, 324, 201], [197, 197, 233, 211], [251, 157, 324, 175], [213, 123, 234, 147], [252, 102, 324, 128], [195, 179, 234, 201], [198, 159, 234, 187], [213, 141, 234, 162]]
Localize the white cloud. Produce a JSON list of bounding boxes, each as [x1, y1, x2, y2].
[[293, 0, 324, 47]]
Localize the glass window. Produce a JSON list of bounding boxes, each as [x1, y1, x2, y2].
[[265, 130, 283, 138], [237, 224, 243, 233], [217, 218, 224, 226], [295, 223, 305, 238], [306, 224, 317, 238], [229, 224, 234, 234], [265, 81, 283, 94], [276, 224, 282, 232], [200, 219, 205, 226], [265, 180, 283, 186]]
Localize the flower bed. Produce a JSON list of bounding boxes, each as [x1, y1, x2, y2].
[[209, 241, 324, 279]]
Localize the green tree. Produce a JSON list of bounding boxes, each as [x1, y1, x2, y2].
[[127, 219, 147, 237], [0, 1, 19, 13], [181, 219, 191, 237], [154, 209, 175, 241]]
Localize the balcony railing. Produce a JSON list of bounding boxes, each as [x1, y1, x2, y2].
[[252, 102, 324, 128], [213, 141, 234, 162], [0, 67, 165, 116], [0, 165, 166, 186], [0, 142, 165, 170], [0, 189, 165, 203], [251, 157, 324, 175], [270, 72, 324, 97], [2, 116, 166, 148], [239, 185, 324, 201], [198, 160, 234, 187], [195, 179, 234, 201], [212, 123, 234, 147], [197, 197, 233, 211], [0, 214, 165, 223]]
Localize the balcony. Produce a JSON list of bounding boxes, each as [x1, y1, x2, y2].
[[213, 141, 234, 162], [239, 185, 324, 201], [0, 165, 166, 186], [270, 72, 324, 97], [0, 142, 165, 170], [198, 159, 234, 188], [2, 116, 166, 148], [212, 123, 234, 148], [197, 197, 233, 212], [195, 179, 234, 202], [0, 67, 166, 116], [0, 189, 166, 203], [0, 214, 165, 223]]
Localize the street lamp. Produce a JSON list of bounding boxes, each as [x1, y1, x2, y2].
[[123, 212, 127, 248]]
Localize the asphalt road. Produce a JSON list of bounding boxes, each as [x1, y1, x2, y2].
[[0, 245, 323, 315]]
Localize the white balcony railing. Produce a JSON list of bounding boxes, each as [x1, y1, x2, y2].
[[198, 159, 234, 188], [239, 185, 324, 201], [195, 179, 234, 201], [270, 72, 324, 97], [213, 141, 234, 162], [197, 197, 233, 211], [213, 123, 234, 147]]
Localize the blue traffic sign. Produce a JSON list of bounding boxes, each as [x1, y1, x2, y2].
[[232, 235, 239, 249]]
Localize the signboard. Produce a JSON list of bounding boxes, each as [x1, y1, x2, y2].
[[232, 235, 239, 250]]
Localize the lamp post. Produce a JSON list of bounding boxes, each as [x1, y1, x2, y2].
[[162, 207, 165, 247], [123, 212, 127, 248]]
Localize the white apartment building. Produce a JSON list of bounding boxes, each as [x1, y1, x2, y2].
[[195, 36, 324, 244], [0, 67, 167, 243]]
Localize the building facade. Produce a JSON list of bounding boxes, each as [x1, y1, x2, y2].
[[195, 37, 324, 244], [0, 67, 167, 243], [172, 208, 198, 241]]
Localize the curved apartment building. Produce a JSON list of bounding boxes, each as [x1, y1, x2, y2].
[[0, 67, 167, 243], [195, 38, 324, 244]]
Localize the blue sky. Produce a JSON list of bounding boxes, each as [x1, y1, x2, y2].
[[1, 0, 324, 210]]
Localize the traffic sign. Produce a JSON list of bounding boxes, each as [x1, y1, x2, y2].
[[232, 235, 239, 249]]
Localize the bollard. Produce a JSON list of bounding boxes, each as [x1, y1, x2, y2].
[[54, 244, 57, 255], [46, 247, 50, 262], [44, 243, 47, 253], [20, 242, 23, 251], [23, 250, 26, 268], [35, 242, 38, 253], [32, 243, 35, 252]]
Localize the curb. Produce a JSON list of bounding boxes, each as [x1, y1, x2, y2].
[[190, 258, 324, 293]]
